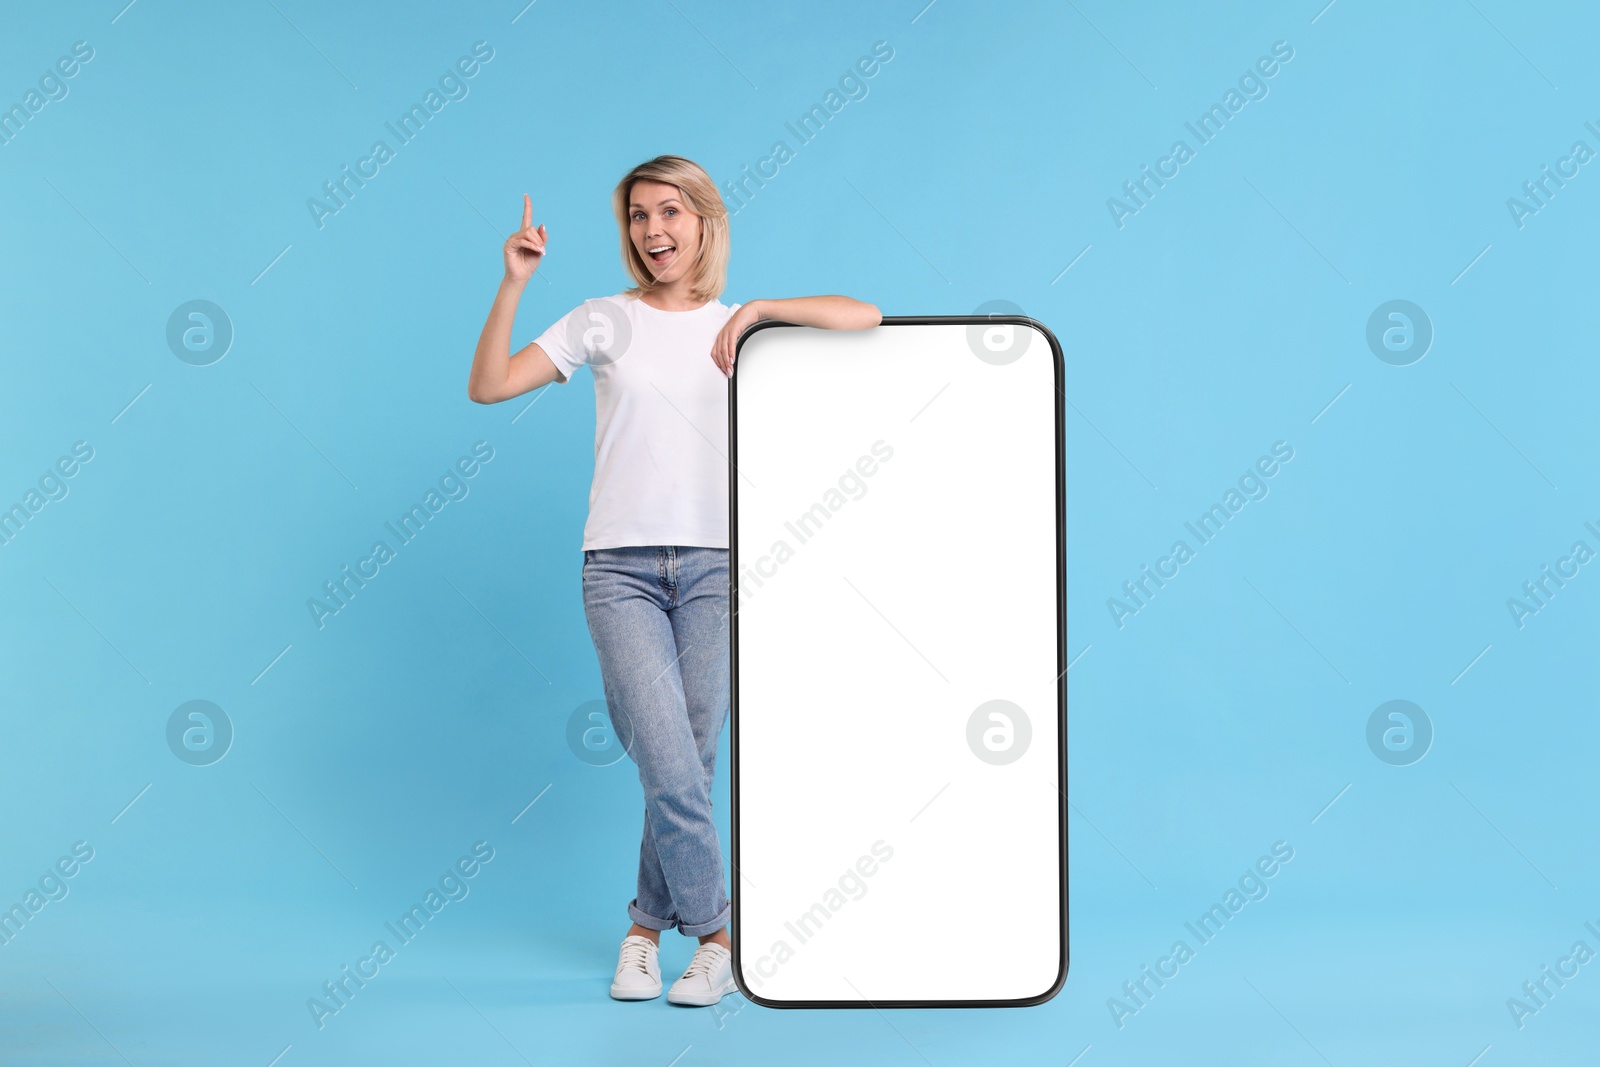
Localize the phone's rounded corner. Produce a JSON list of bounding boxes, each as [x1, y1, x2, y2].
[[1020, 949, 1069, 1007], [1019, 316, 1063, 369], [730, 959, 782, 1008], [734, 317, 792, 351], [731, 318, 795, 384]]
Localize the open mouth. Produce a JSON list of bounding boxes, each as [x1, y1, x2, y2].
[[648, 244, 677, 266]]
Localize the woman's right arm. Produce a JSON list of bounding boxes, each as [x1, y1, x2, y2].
[[468, 195, 564, 404]]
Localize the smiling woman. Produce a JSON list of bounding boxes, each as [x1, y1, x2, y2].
[[465, 152, 878, 1009]]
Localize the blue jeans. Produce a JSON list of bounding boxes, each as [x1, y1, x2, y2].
[[581, 546, 732, 937]]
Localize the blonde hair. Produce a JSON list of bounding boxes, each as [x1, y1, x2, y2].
[[611, 155, 729, 304]]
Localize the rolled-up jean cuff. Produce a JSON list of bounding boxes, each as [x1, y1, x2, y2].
[[627, 899, 677, 932], [675, 901, 732, 938]]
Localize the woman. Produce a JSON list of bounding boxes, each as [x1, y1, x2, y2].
[[467, 154, 879, 1006]]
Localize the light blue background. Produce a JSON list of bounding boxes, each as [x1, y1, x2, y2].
[[2, 0, 1596, 1063]]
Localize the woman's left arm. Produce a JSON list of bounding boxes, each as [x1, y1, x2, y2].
[[712, 295, 881, 376]]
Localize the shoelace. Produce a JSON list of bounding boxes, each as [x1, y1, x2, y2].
[[680, 943, 727, 980], [619, 938, 655, 972]]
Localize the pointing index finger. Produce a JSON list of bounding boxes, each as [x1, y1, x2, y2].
[[522, 194, 532, 230]]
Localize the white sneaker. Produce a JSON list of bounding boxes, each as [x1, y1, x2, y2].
[[609, 934, 661, 1000], [667, 941, 737, 1006]]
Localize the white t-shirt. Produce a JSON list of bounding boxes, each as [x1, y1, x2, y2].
[[534, 292, 742, 551]]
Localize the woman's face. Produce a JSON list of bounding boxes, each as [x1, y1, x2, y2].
[[629, 180, 701, 283]]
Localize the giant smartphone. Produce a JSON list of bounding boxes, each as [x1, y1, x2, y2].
[[728, 314, 1067, 1008]]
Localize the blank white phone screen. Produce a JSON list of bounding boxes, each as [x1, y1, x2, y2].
[[730, 317, 1066, 1007]]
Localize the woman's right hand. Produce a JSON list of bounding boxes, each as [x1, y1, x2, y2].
[[503, 194, 547, 282]]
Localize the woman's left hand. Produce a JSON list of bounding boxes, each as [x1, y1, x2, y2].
[[710, 302, 764, 378]]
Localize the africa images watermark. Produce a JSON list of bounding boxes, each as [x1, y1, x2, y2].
[[721, 40, 895, 216], [0, 841, 95, 948], [306, 840, 495, 1029], [739, 839, 895, 993], [1106, 40, 1295, 229], [1107, 839, 1295, 1029], [307, 41, 495, 229], [307, 441, 496, 629], [1506, 919, 1600, 1030], [1504, 519, 1600, 630], [1107, 441, 1295, 629], [0, 39, 95, 148], [733, 439, 895, 615], [1506, 120, 1600, 230], [0, 439, 95, 549]]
